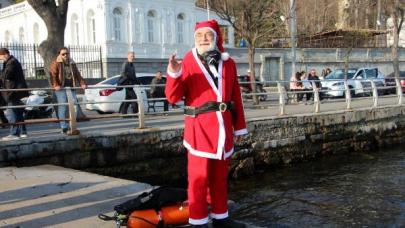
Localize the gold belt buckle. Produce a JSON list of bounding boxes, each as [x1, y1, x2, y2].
[[184, 106, 196, 117], [219, 102, 227, 112]]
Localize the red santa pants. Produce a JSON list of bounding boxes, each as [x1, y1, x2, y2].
[[187, 152, 230, 225]]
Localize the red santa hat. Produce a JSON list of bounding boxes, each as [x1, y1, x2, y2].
[[194, 19, 229, 60]]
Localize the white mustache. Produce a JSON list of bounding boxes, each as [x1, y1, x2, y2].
[[196, 41, 216, 54]]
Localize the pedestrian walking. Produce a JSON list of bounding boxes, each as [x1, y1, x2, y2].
[[118, 51, 140, 115], [165, 19, 247, 228], [0, 48, 28, 140]]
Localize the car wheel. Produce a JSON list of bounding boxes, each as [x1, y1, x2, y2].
[[97, 110, 112, 115]]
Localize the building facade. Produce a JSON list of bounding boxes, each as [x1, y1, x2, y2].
[[0, 0, 234, 77]]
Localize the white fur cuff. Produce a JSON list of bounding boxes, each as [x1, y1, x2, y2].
[[221, 52, 230, 61], [234, 128, 248, 136], [167, 68, 182, 78]]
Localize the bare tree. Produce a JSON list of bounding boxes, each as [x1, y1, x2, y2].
[[390, 0, 405, 79], [209, 0, 282, 104], [26, 0, 69, 85]]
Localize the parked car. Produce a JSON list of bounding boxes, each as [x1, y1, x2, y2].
[[384, 71, 405, 94], [85, 73, 160, 114], [321, 68, 386, 97]]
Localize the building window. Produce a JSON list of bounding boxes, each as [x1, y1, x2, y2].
[[19, 27, 25, 43], [5, 31, 11, 43], [71, 14, 80, 45], [219, 25, 229, 45], [87, 10, 96, 44], [33, 23, 39, 44], [147, 10, 156, 43], [113, 7, 123, 41], [176, 13, 185, 44]]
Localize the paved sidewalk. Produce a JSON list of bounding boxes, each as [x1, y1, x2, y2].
[[0, 165, 151, 228]]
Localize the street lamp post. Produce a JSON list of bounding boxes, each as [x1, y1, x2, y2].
[[206, 0, 210, 19], [290, 0, 297, 77]]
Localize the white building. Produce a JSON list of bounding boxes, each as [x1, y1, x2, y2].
[[0, 0, 235, 77], [0, 0, 234, 59]]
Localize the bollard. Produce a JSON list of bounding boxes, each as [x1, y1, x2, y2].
[[134, 85, 145, 128], [65, 87, 78, 134], [344, 80, 352, 110], [370, 80, 378, 108], [395, 78, 403, 105], [277, 82, 286, 116], [312, 81, 320, 113]]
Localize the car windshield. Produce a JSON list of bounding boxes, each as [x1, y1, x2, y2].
[[325, 69, 357, 80], [365, 69, 378, 79], [138, 77, 155, 85]]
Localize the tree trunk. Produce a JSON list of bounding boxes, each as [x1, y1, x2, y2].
[[39, 23, 66, 86], [27, 0, 69, 86], [248, 45, 259, 105], [391, 0, 400, 79]]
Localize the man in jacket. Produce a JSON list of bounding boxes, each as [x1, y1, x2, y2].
[[49, 47, 87, 134], [150, 71, 168, 112], [165, 20, 247, 228], [118, 51, 140, 115], [0, 48, 28, 140], [0, 80, 9, 127], [307, 69, 322, 101]]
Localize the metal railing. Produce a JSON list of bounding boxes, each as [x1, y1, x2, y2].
[[0, 43, 103, 79], [239, 77, 404, 115], [0, 78, 404, 136]]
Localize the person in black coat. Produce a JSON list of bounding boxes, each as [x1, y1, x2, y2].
[[0, 48, 29, 140], [118, 51, 140, 115], [0, 80, 9, 127], [306, 69, 322, 101]]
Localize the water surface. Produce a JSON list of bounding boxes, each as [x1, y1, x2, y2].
[[230, 146, 405, 227]]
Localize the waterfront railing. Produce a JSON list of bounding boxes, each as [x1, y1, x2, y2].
[[0, 78, 404, 134]]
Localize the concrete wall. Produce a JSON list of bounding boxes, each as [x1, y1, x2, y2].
[[1, 105, 404, 185], [229, 47, 405, 82], [101, 47, 405, 81]]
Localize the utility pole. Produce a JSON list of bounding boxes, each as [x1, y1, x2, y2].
[[206, 0, 210, 19], [290, 0, 297, 77], [376, 0, 382, 46]]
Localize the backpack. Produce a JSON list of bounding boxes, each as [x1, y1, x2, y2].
[[98, 186, 187, 227]]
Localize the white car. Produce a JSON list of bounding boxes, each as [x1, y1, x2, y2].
[[321, 68, 386, 97], [85, 73, 158, 114]]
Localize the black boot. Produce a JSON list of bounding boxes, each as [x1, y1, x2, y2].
[[212, 218, 246, 228], [191, 224, 209, 228]]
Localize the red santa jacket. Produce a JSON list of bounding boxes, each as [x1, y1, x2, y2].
[[165, 48, 248, 160]]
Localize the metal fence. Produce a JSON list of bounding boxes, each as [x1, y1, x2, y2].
[[0, 43, 103, 79], [0, 78, 404, 135]]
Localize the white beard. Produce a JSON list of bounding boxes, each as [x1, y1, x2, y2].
[[195, 41, 216, 55]]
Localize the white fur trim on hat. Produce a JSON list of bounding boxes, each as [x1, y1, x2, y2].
[[221, 52, 230, 61]]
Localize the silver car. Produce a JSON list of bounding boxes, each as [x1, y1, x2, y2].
[[321, 68, 385, 97]]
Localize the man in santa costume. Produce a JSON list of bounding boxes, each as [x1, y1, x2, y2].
[[165, 19, 248, 227]]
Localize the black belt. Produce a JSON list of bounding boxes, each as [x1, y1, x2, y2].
[[184, 101, 234, 117]]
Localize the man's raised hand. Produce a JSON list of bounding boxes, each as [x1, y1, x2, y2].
[[167, 53, 182, 73]]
